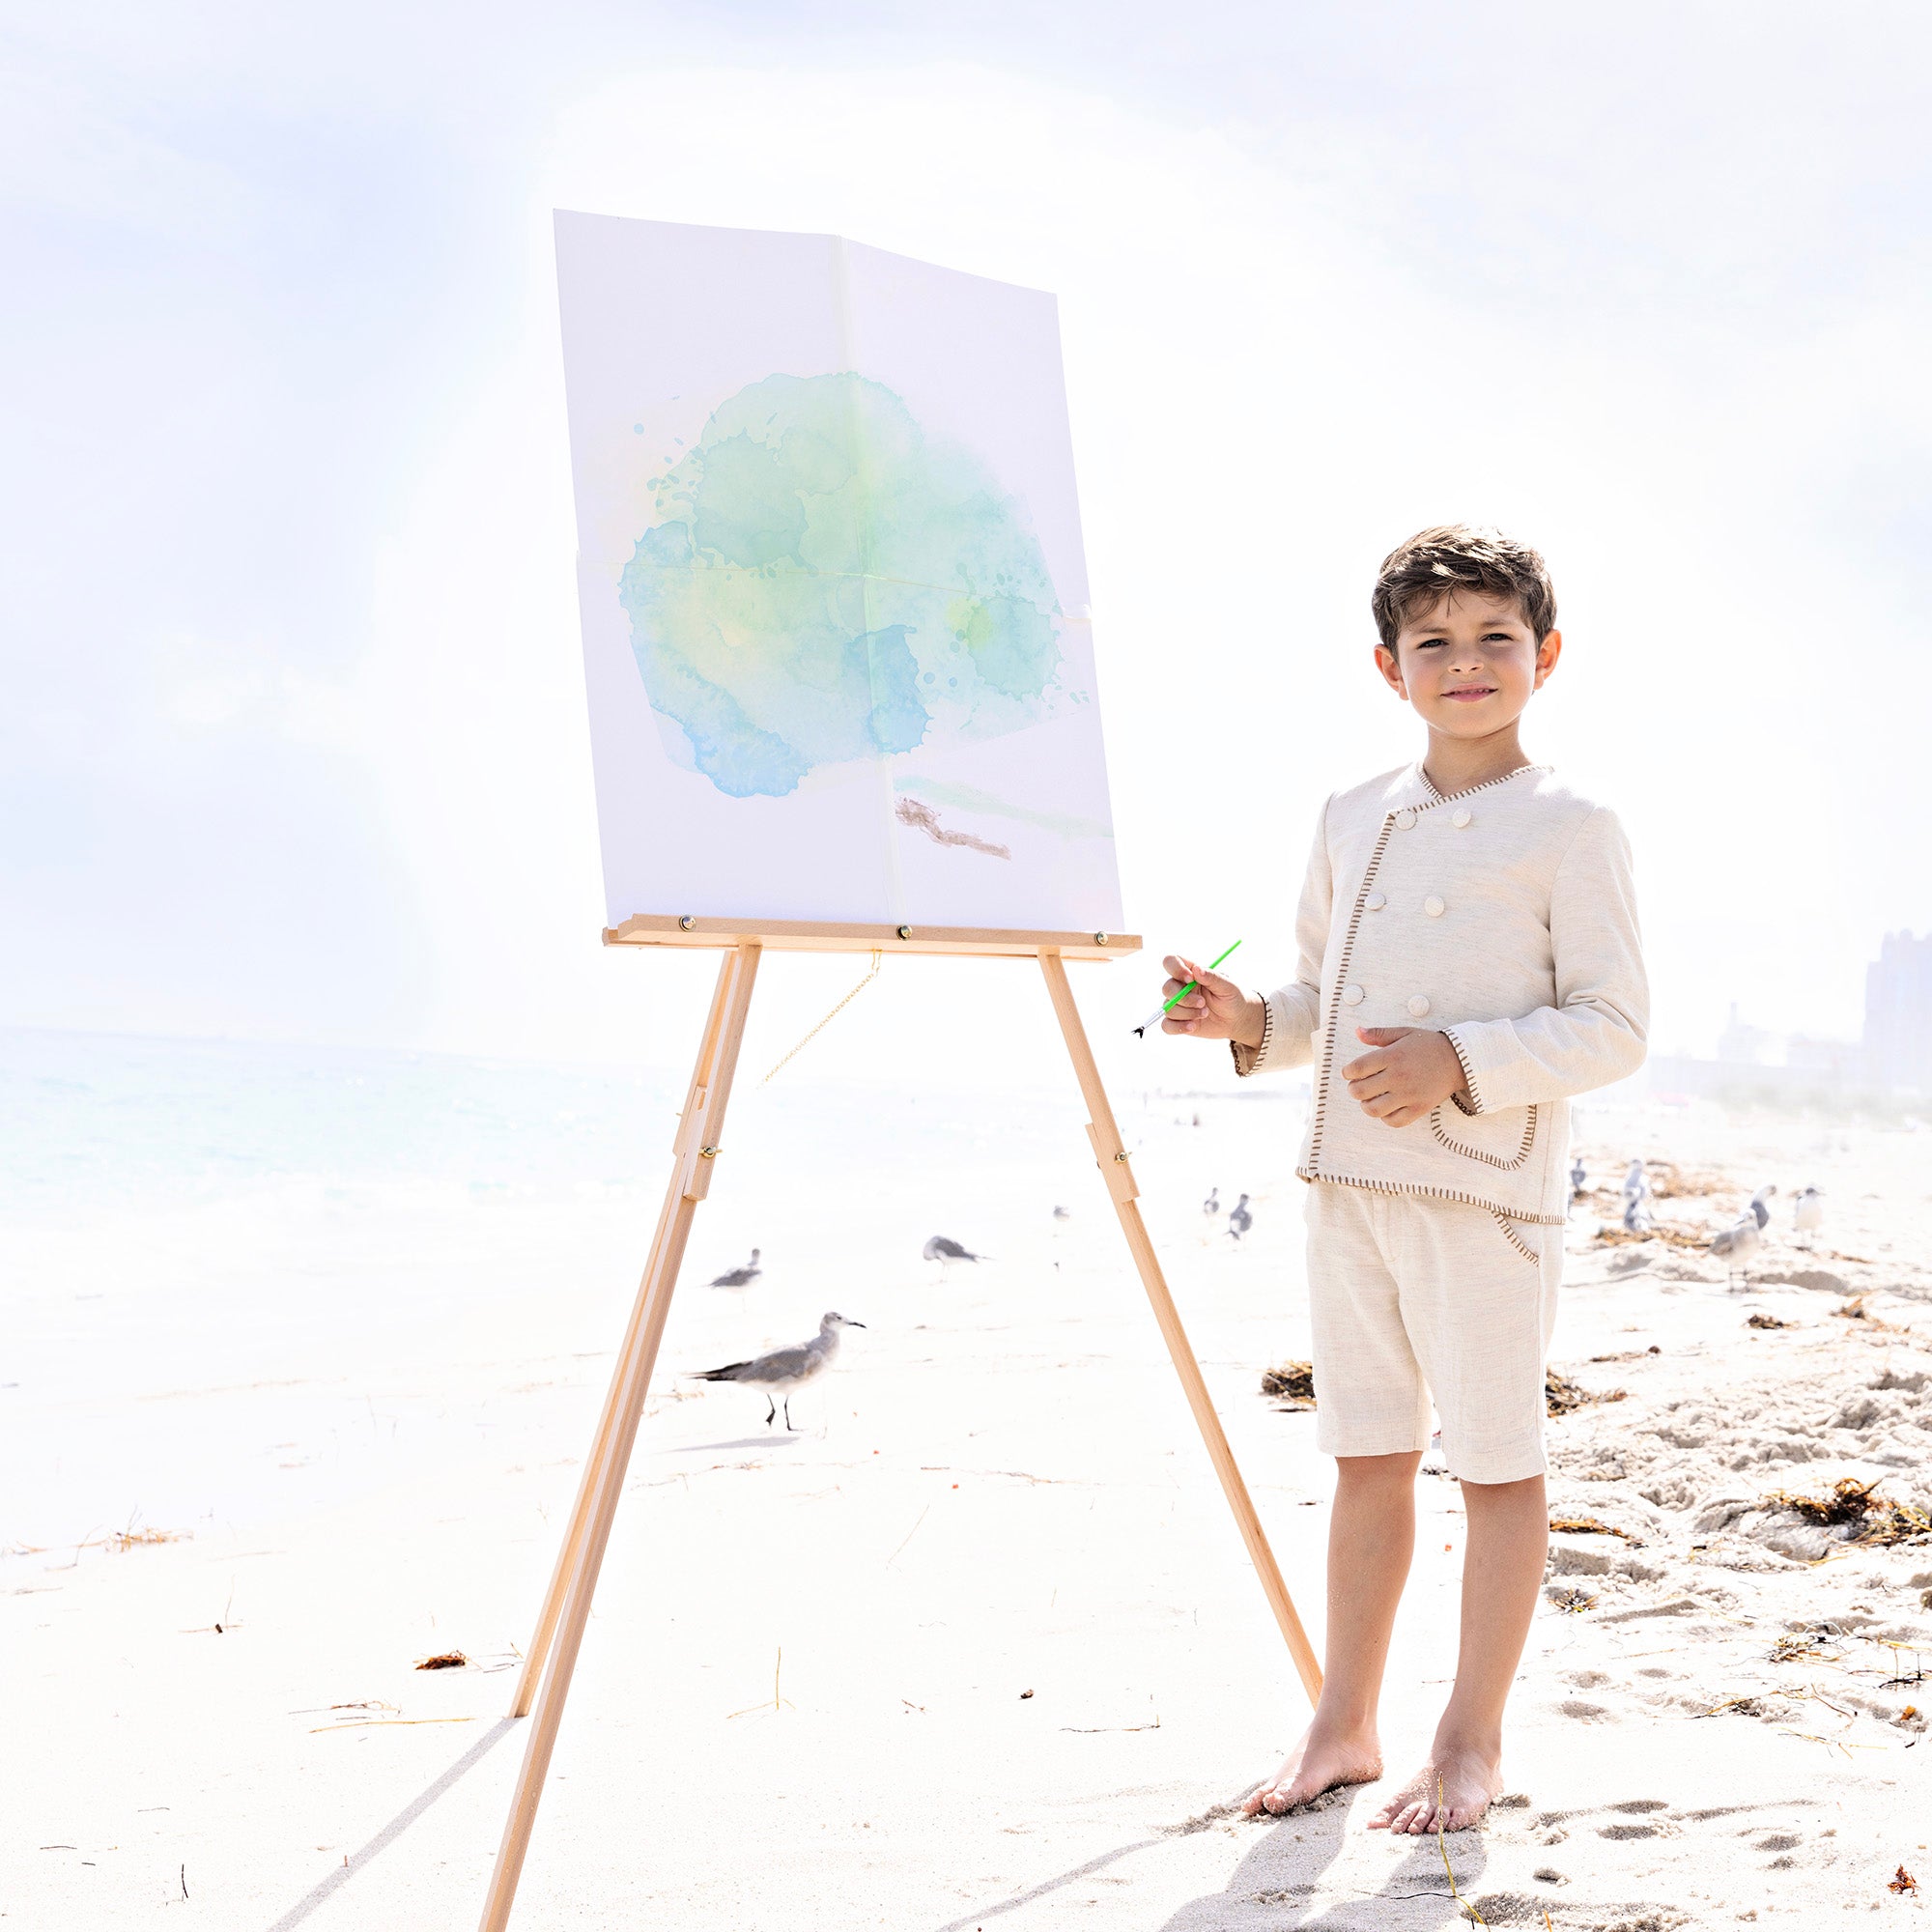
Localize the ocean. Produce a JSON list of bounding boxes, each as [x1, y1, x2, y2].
[[0, 1025, 1304, 1555]]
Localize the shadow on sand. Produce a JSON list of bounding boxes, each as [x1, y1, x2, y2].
[[262, 1717, 518, 1931], [932, 1782, 1483, 1932], [671, 1434, 810, 1454], [1159, 1785, 1489, 1930]]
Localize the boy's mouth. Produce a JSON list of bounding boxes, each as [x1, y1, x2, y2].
[[1442, 684, 1497, 702]]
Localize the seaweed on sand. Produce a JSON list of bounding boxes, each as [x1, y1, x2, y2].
[[1261, 1361, 1316, 1406], [1762, 1477, 1932, 1547], [1546, 1370, 1628, 1416], [1548, 1514, 1645, 1547]]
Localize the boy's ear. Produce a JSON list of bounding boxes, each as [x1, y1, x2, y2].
[[1375, 643, 1406, 697], [1533, 629, 1563, 689]]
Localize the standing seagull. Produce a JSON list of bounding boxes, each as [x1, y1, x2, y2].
[[1794, 1185, 1826, 1244], [1203, 1186, 1220, 1217], [1709, 1209, 1762, 1286], [1052, 1205, 1072, 1222], [1623, 1192, 1652, 1236], [1570, 1155, 1587, 1203], [1622, 1159, 1649, 1214], [923, 1236, 985, 1265], [1228, 1193, 1253, 1241], [686, 1312, 866, 1431], [1747, 1184, 1779, 1230], [708, 1247, 762, 1290]]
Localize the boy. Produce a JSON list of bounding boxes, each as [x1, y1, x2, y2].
[[1160, 526, 1645, 1833]]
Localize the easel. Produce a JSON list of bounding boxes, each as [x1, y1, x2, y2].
[[476, 917, 1322, 1930]]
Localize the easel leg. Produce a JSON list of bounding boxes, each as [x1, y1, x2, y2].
[[1037, 949, 1323, 1707], [478, 944, 762, 1932], [505, 949, 749, 1720]]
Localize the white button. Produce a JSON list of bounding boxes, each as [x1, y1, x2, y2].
[[1342, 983, 1365, 1006], [1365, 892, 1387, 911], [1451, 808, 1472, 828], [1424, 895, 1445, 917], [1407, 994, 1431, 1017], [1393, 809, 1416, 830]]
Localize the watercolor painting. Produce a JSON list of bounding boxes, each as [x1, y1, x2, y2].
[[554, 213, 1123, 934], [617, 371, 1065, 802]]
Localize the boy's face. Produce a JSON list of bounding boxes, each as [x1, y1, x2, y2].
[[1375, 589, 1561, 738]]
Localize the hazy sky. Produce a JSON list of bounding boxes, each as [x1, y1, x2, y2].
[[6, 3, 1930, 1086]]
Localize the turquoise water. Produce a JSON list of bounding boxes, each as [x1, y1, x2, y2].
[[0, 1028, 677, 1222], [0, 1027, 1298, 1550]]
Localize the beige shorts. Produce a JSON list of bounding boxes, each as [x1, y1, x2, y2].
[[1303, 1180, 1562, 1484]]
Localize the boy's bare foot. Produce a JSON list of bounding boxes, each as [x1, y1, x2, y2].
[[1241, 1722, 1383, 1816], [1367, 1740, 1504, 1833]]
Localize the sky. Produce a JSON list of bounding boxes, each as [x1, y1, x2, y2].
[[5, 2, 1930, 1089]]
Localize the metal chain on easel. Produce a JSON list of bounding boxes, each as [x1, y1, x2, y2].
[[758, 951, 883, 1085]]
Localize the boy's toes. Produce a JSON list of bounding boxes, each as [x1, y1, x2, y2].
[[1248, 1775, 1295, 1815]]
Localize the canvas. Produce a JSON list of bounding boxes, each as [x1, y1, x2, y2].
[[554, 212, 1124, 935]]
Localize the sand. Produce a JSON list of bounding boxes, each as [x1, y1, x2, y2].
[[4, 1076, 1929, 1929]]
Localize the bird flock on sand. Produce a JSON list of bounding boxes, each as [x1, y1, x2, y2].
[[1575, 1157, 1826, 1287], [693, 1155, 1823, 1434], [688, 1171, 1267, 1435], [1202, 1185, 1255, 1242], [684, 1229, 1001, 1431]]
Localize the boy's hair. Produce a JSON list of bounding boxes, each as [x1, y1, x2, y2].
[[1372, 525, 1556, 651]]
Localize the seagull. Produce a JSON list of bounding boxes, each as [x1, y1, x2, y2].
[[1203, 1186, 1220, 1217], [1228, 1193, 1253, 1241], [923, 1236, 984, 1264], [1052, 1205, 1071, 1222], [1570, 1155, 1586, 1203], [1709, 1209, 1762, 1286], [1622, 1159, 1649, 1210], [686, 1312, 866, 1431], [1794, 1185, 1825, 1243], [708, 1248, 761, 1290], [1747, 1184, 1778, 1230], [1623, 1193, 1652, 1236]]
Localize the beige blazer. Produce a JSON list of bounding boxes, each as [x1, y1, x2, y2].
[[1236, 762, 1647, 1227]]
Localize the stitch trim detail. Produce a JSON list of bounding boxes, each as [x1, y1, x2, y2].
[[1428, 1100, 1539, 1170], [1230, 995, 1274, 1078], [1306, 813, 1397, 1170], [1490, 1209, 1541, 1264], [1295, 1166, 1567, 1226], [1413, 762, 1551, 810], [1443, 1028, 1486, 1115]]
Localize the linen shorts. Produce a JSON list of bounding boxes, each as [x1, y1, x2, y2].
[[1303, 1180, 1562, 1484]]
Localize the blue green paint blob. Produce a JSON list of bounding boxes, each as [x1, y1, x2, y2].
[[618, 373, 1062, 798]]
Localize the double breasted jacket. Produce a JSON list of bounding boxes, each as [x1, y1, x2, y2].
[[1235, 762, 1648, 1227]]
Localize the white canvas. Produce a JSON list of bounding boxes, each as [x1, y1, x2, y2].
[[554, 212, 1124, 935]]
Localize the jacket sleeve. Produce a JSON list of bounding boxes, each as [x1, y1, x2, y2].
[[1232, 796, 1332, 1076], [1443, 805, 1648, 1112]]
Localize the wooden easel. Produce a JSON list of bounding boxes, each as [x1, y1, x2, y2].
[[476, 918, 1322, 1930]]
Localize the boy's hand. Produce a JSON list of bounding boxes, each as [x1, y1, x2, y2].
[[1158, 954, 1266, 1047], [1339, 1027, 1466, 1128]]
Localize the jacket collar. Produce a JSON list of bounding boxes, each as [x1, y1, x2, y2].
[[1392, 760, 1552, 812]]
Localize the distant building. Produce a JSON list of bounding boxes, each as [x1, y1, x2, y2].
[[1864, 929, 1932, 1096], [1717, 1004, 1776, 1065], [1647, 930, 1931, 1105], [1787, 1034, 1862, 1077]]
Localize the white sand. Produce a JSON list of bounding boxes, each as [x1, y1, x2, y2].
[[5, 1080, 1930, 1929]]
